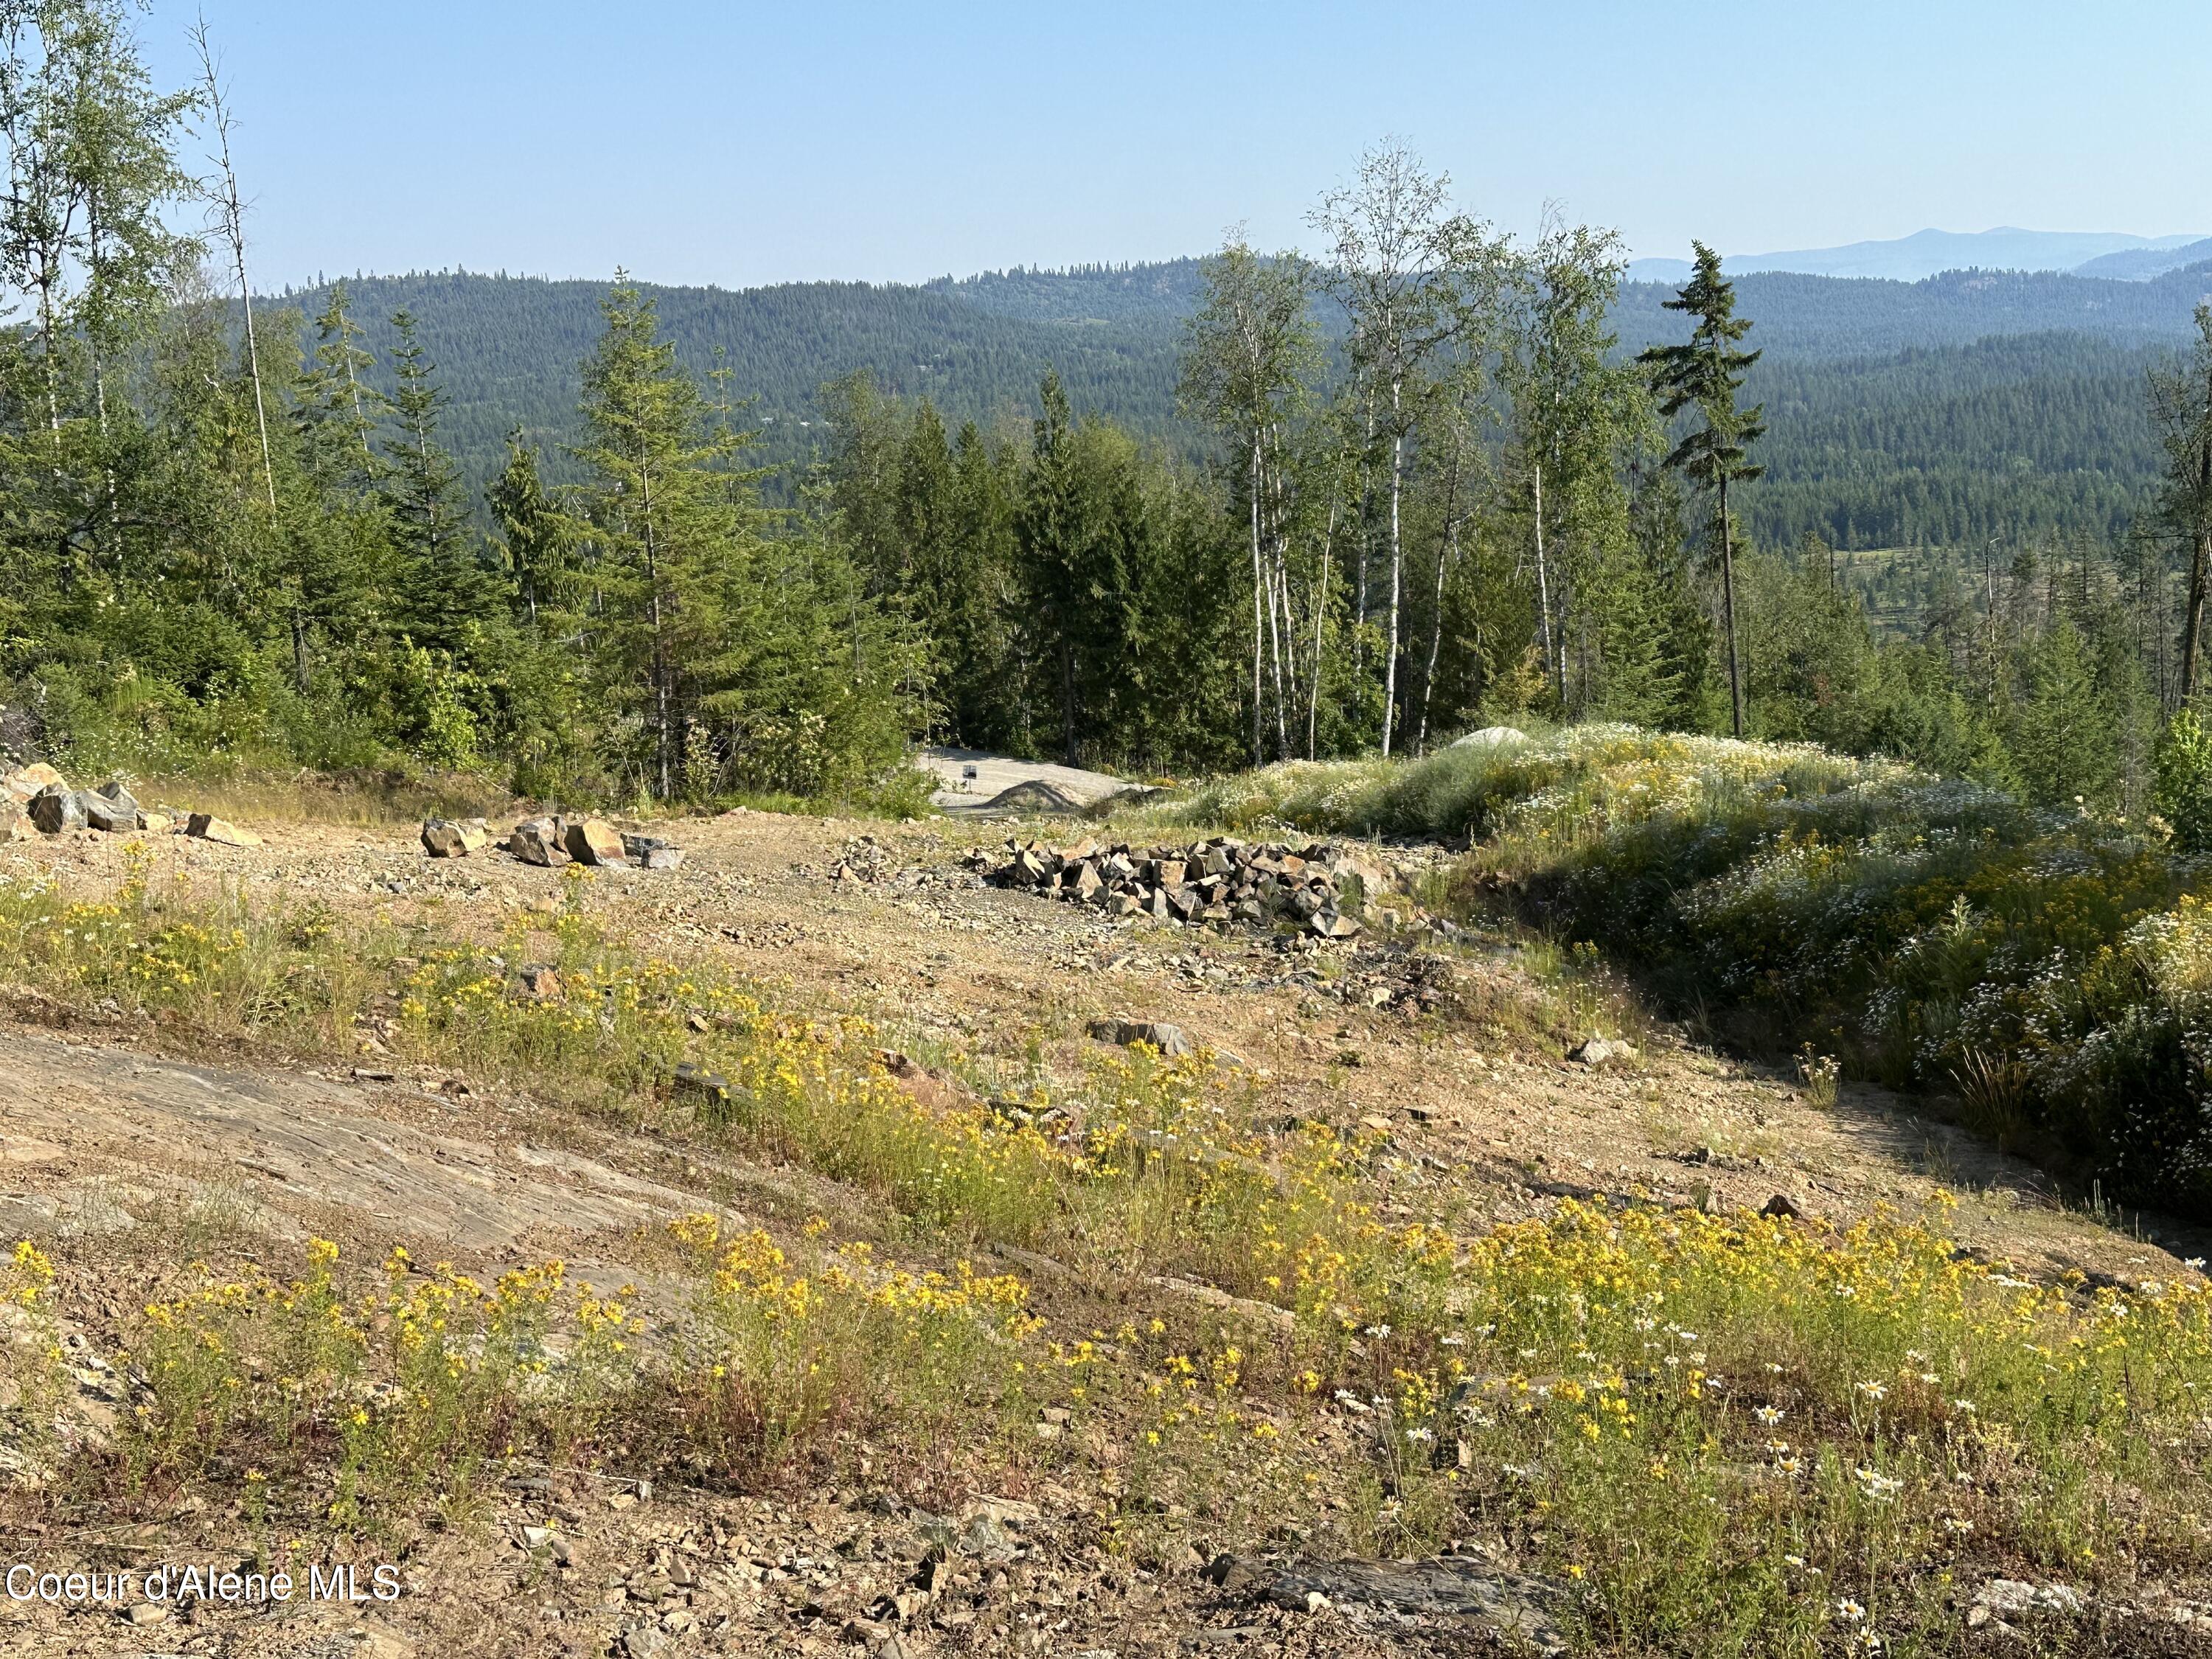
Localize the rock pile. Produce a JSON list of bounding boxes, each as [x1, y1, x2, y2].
[[980, 834, 1393, 936], [0, 764, 240, 841], [422, 813, 685, 871]]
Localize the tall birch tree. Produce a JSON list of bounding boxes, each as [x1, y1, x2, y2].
[[1179, 235, 1318, 762], [1310, 142, 1487, 754]]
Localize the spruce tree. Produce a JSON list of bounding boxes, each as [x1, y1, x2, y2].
[[1638, 243, 1766, 737], [297, 279, 383, 490], [382, 309, 493, 650], [487, 430, 563, 628], [2150, 303, 2212, 702]]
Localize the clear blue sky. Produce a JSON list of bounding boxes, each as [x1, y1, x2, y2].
[[145, 0, 2212, 291]]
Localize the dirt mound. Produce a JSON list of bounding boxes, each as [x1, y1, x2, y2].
[[977, 777, 1090, 814]]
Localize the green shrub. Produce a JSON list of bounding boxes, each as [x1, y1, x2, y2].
[[2154, 707, 2212, 854], [1169, 725, 2212, 1217]]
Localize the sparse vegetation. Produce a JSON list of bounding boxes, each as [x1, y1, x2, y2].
[[1, 838, 2209, 1655]]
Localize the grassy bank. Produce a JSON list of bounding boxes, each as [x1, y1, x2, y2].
[[1162, 725, 2212, 1220]]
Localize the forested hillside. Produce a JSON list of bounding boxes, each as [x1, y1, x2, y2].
[[274, 257, 2211, 551], [10, 0, 2212, 852]]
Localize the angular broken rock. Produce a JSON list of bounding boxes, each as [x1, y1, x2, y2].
[[1307, 910, 1360, 939], [509, 816, 568, 866], [515, 964, 563, 1000], [421, 818, 489, 858], [88, 781, 141, 832], [672, 1060, 731, 1105], [0, 799, 24, 841], [2, 762, 64, 802], [27, 784, 84, 835], [620, 832, 684, 870], [1088, 1018, 1194, 1058], [1568, 1037, 1618, 1067], [1760, 1192, 1804, 1220], [1216, 1555, 1568, 1656], [186, 812, 261, 847], [564, 817, 627, 866]]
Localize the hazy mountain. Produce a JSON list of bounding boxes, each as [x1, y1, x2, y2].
[[2070, 237, 2212, 281], [1627, 227, 2205, 285]]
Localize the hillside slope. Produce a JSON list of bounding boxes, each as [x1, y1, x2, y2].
[[267, 258, 2211, 549]]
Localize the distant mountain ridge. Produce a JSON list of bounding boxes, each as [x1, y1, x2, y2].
[[262, 252, 2211, 557], [2071, 237, 2212, 281], [1627, 227, 2207, 285]]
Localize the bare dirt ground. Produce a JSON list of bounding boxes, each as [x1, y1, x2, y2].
[[0, 807, 2202, 1659]]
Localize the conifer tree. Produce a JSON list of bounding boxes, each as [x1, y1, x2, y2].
[[487, 430, 563, 628], [298, 279, 382, 489], [580, 284, 922, 799], [2151, 303, 2212, 703], [1639, 242, 1766, 737], [383, 309, 489, 650], [1018, 373, 1096, 762]]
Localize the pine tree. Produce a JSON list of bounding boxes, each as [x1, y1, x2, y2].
[[382, 308, 490, 649], [571, 278, 922, 801], [297, 279, 383, 490], [946, 418, 1020, 747], [2150, 304, 2212, 703], [1018, 373, 1094, 763], [487, 430, 564, 628], [2008, 616, 2120, 807], [1638, 243, 1766, 737]]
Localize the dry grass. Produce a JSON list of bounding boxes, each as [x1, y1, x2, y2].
[[124, 765, 517, 827]]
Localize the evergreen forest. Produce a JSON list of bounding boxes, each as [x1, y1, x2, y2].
[[7, 1, 2212, 829]]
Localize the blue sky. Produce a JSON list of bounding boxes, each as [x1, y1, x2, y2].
[[145, 0, 2212, 291]]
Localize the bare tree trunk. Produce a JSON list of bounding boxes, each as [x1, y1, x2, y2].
[[1381, 386, 1404, 756], [636, 459, 673, 799], [1719, 475, 1745, 737], [35, 270, 61, 445], [1060, 642, 1078, 767], [1415, 518, 1458, 756], [1354, 396, 1374, 643], [1249, 436, 1265, 764], [1532, 462, 1555, 705], [1262, 428, 1292, 758], [1308, 488, 1338, 760], [195, 27, 276, 516], [1414, 421, 1469, 756], [346, 342, 373, 465]]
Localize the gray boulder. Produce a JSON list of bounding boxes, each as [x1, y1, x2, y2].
[[88, 780, 141, 832], [27, 784, 83, 835], [1088, 1018, 1194, 1058], [509, 816, 568, 866]]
